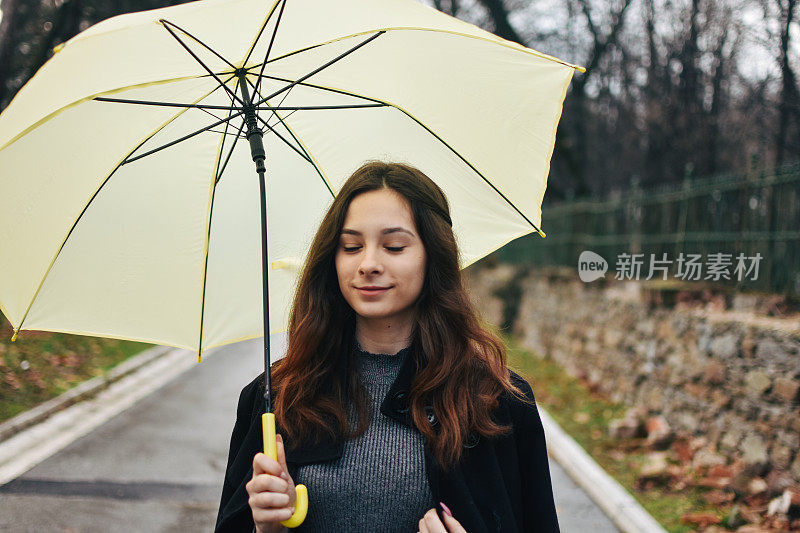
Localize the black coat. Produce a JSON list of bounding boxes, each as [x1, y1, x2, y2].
[[215, 348, 560, 533]]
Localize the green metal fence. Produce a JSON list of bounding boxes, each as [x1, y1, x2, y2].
[[495, 161, 800, 296]]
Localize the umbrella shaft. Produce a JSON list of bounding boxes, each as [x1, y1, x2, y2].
[[259, 167, 271, 414], [238, 70, 272, 414]]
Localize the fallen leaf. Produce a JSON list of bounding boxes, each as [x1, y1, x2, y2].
[[681, 511, 721, 527]]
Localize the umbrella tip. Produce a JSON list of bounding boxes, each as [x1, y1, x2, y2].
[[536, 228, 547, 238], [11, 330, 18, 342]]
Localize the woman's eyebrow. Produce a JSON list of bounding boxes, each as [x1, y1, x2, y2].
[[341, 227, 415, 236]]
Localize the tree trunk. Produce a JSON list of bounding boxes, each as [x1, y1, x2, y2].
[[776, 0, 798, 164]]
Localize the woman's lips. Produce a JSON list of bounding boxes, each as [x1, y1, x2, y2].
[[356, 287, 391, 296]]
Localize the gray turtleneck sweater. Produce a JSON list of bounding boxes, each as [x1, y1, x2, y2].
[[293, 344, 435, 532]]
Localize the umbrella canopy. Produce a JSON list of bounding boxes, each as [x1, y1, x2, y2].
[[0, 0, 582, 354]]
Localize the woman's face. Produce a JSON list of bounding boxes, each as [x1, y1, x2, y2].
[[335, 188, 427, 326]]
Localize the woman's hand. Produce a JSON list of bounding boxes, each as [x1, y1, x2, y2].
[[246, 434, 297, 533], [417, 505, 468, 533]]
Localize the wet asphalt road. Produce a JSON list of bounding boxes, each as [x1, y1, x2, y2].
[[0, 338, 619, 532]]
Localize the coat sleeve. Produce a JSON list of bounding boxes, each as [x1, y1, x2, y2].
[[215, 375, 263, 532], [509, 371, 561, 532]]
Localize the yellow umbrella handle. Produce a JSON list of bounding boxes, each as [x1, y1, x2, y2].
[[262, 413, 309, 528]]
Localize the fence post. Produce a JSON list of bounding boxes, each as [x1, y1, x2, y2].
[[629, 177, 643, 257], [677, 163, 693, 261]]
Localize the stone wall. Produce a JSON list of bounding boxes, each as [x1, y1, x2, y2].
[[463, 263, 800, 485]]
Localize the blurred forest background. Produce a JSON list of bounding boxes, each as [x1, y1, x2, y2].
[[0, 0, 798, 201]]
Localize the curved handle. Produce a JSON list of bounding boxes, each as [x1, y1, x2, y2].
[[262, 413, 308, 528]]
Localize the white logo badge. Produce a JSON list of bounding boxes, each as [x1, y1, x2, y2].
[[578, 250, 608, 282]]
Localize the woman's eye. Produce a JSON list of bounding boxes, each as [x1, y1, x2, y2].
[[340, 245, 405, 252]]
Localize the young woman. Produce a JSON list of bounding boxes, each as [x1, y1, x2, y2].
[[215, 162, 559, 533]]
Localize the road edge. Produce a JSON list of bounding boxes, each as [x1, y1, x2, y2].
[[539, 405, 668, 533], [0, 344, 172, 443]]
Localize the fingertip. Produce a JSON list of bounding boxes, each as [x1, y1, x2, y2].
[[439, 501, 453, 517]]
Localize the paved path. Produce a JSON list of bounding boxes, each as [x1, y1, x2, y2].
[[550, 458, 621, 532], [0, 338, 619, 532]]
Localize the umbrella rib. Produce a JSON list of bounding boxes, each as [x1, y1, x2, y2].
[[122, 32, 383, 167], [241, 0, 282, 68], [95, 97, 379, 111], [255, 74, 386, 105], [244, 75, 324, 174], [0, 73, 229, 154], [247, 70, 296, 132], [251, 31, 385, 109], [94, 97, 378, 112], [245, 78, 334, 197], [245, 28, 385, 77], [255, 113, 312, 164], [11, 86, 224, 339], [215, 119, 247, 184], [159, 19, 238, 72], [198, 74, 244, 358], [252, 77, 543, 234], [247, 41, 327, 71], [122, 73, 240, 165], [185, 101, 228, 124], [94, 97, 243, 111], [267, 107, 335, 198], [208, 127, 246, 138], [253, 0, 287, 96], [396, 107, 544, 235], [254, 104, 385, 111], [210, 75, 241, 174], [198, 70, 253, 356], [123, 109, 237, 165], [160, 20, 245, 108]]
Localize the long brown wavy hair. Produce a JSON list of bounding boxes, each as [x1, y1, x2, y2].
[[270, 161, 532, 470]]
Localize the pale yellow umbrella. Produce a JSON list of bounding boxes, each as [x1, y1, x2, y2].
[[0, 0, 582, 526]]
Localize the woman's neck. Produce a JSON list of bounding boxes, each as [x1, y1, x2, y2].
[[355, 317, 413, 355]]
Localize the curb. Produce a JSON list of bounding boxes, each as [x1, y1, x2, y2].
[[0, 345, 217, 485], [539, 405, 668, 533], [0, 344, 172, 443]]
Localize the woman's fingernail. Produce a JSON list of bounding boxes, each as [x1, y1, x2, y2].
[[439, 502, 452, 517]]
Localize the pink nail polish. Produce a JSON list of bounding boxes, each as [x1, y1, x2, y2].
[[439, 502, 453, 517]]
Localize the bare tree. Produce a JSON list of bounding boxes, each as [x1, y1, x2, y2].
[[565, 0, 634, 196], [475, 0, 524, 44], [776, 0, 800, 163]]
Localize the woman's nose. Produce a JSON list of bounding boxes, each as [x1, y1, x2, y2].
[[358, 246, 383, 275]]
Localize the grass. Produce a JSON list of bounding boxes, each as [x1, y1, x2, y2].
[[0, 315, 152, 424], [503, 334, 728, 533]]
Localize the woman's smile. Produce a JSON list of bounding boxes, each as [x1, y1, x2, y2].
[[356, 286, 392, 296]]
